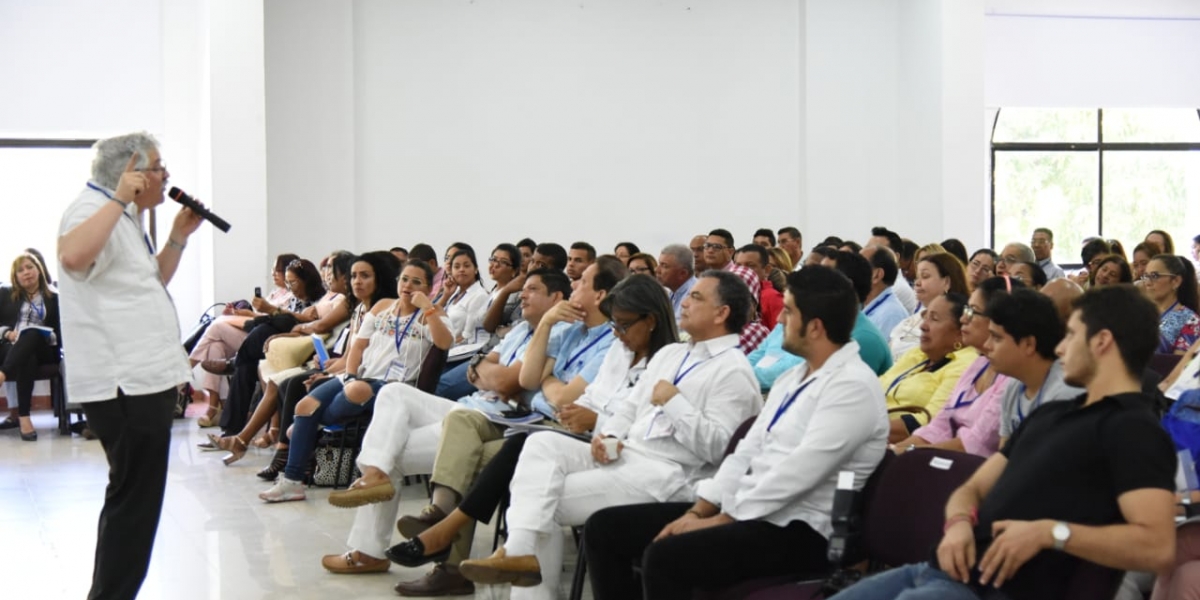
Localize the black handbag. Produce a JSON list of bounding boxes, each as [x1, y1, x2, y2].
[[182, 303, 226, 353]]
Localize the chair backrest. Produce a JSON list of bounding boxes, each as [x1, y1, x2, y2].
[[1057, 561, 1124, 600], [862, 448, 985, 567], [416, 345, 448, 394], [1150, 352, 1184, 379], [723, 416, 758, 458]]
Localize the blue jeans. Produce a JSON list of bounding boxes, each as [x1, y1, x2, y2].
[[283, 377, 385, 481], [435, 360, 477, 400], [832, 563, 987, 600]]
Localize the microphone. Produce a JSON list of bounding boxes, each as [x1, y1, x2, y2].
[[168, 187, 232, 233]]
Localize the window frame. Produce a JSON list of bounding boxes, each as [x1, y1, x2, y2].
[[989, 108, 1200, 265]]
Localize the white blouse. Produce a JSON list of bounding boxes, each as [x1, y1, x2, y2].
[[355, 304, 451, 384], [444, 280, 489, 345]]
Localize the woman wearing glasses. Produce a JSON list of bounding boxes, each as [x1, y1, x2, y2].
[[1142, 255, 1200, 354], [879, 292, 976, 444], [890, 277, 1025, 457], [380, 275, 679, 576], [626, 253, 658, 277], [966, 249, 997, 289]]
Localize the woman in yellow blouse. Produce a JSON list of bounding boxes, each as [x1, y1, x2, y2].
[[879, 292, 977, 443]]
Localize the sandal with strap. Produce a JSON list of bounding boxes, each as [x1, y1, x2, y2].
[[222, 436, 249, 466], [252, 427, 279, 449], [257, 448, 288, 480]]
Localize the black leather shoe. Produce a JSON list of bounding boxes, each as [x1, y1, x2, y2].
[[385, 537, 451, 568], [0, 417, 18, 430], [393, 564, 474, 597]]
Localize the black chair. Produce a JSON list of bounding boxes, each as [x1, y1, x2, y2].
[[1150, 352, 1185, 380]]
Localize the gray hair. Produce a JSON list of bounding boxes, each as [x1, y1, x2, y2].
[[660, 244, 694, 274], [1004, 242, 1036, 263], [91, 132, 160, 190]]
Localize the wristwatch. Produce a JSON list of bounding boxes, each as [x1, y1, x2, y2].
[[1051, 521, 1071, 550]]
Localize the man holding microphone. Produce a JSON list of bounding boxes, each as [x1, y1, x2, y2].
[[57, 132, 203, 600]]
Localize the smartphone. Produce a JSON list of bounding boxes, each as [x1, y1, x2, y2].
[[254, 287, 262, 298]]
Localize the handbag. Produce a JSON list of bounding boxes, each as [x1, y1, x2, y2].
[[243, 313, 299, 333], [313, 445, 361, 487], [182, 303, 226, 353]]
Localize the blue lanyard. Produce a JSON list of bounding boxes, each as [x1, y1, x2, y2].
[[506, 330, 535, 366], [87, 182, 155, 255], [886, 359, 930, 398], [865, 291, 892, 316], [393, 309, 421, 353], [1014, 369, 1052, 424], [950, 360, 990, 410], [564, 327, 612, 372], [1161, 301, 1181, 325], [767, 377, 818, 432], [28, 298, 45, 321], [673, 345, 740, 385], [913, 302, 923, 315]]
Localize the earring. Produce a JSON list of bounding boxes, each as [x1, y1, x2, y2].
[[953, 341, 963, 350]]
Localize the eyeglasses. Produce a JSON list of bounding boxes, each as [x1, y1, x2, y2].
[[609, 315, 647, 335], [138, 163, 168, 174], [969, 259, 994, 274], [488, 257, 513, 268], [1000, 255, 1021, 265], [703, 243, 728, 251], [396, 275, 427, 286], [1087, 258, 1105, 269], [962, 305, 988, 323], [1029, 238, 1050, 246], [284, 279, 299, 289], [629, 266, 652, 275], [1141, 272, 1178, 282]]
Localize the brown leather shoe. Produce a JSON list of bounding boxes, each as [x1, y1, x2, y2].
[[459, 548, 542, 587], [328, 478, 396, 508], [201, 358, 235, 375], [321, 551, 390, 574], [393, 564, 475, 597], [396, 504, 447, 539]]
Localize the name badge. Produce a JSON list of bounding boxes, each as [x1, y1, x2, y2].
[[475, 327, 490, 343], [644, 409, 675, 440], [756, 354, 780, 369], [386, 359, 408, 382]]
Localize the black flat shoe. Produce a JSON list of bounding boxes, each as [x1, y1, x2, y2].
[[0, 417, 18, 430], [385, 537, 451, 568], [20, 430, 37, 442]]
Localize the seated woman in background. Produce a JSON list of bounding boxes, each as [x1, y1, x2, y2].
[[879, 292, 976, 444], [767, 247, 791, 291], [1142, 254, 1200, 354], [888, 252, 970, 361], [626, 252, 657, 277], [188, 252, 299, 426], [1071, 237, 1112, 288], [1146, 229, 1176, 255], [890, 277, 1024, 457], [206, 251, 356, 463], [253, 251, 400, 481], [1131, 241, 1163, 282], [0, 253, 62, 440], [966, 248, 997, 289], [1091, 254, 1134, 287], [613, 242, 640, 265], [475, 243, 523, 338], [436, 247, 489, 348], [1107, 238, 1127, 260], [259, 260, 453, 503], [1008, 260, 1047, 290], [915, 242, 948, 264], [940, 238, 969, 266]]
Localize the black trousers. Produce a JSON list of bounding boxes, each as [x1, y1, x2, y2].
[[221, 322, 285, 435], [81, 387, 177, 600], [584, 503, 831, 600], [0, 330, 59, 416], [457, 432, 528, 524]]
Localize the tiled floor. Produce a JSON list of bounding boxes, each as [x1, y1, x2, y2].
[[0, 406, 586, 600]]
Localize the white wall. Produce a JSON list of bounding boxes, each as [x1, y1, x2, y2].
[[350, 0, 803, 265]]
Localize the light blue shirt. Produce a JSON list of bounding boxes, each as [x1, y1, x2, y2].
[[863, 287, 908, 338], [529, 321, 615, 418], [670, 276, 697, 323], [457, 320, 569, 416]]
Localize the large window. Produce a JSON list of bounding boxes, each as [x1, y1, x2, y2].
[[991, 108, 1200, 265], [0, 140, 97, 282]]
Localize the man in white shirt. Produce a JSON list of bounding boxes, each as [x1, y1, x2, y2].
[[57, 133, 203, 600], [859, 245, 909, 337], [867, 227, 918, 312], [458, 270, 762, 598], [655, 243, 696, 324], [581, 265, 889, 599], [1032, 227, 1067, 281], [777, 226, 804, 271]]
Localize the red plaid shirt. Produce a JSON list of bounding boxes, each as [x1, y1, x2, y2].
[[723, 263, 769, 354]]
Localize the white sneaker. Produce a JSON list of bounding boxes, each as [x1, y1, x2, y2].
[[259, 477, 306, 503]]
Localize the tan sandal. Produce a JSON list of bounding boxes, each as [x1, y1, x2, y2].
[[321, 551, 390, 574], [252, 427, 279, 448], [221, 436, 249, 466]]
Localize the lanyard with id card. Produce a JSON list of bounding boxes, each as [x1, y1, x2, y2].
[[387, 309, 421, 382]]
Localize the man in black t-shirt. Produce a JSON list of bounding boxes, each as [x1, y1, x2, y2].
[[833, 285, 1177, 600]]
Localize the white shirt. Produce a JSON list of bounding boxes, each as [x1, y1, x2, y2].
[[573, 340, 648, 433], [696, 342, 888, 535], [56, 184, 192, 402], [888, 312, 923, 362], [600, 333, 762, 501], [892, 277, 918, 313], [356, 304, 451, 384], [444, 280, 489, 345]]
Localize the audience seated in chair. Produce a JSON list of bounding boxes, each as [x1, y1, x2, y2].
[[832, 285, 1178, 600], [888, 253, 969, 361], [582, 266, 889, 600], [1144, 254, 1200, 354], [0, 252, 63, 440]]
